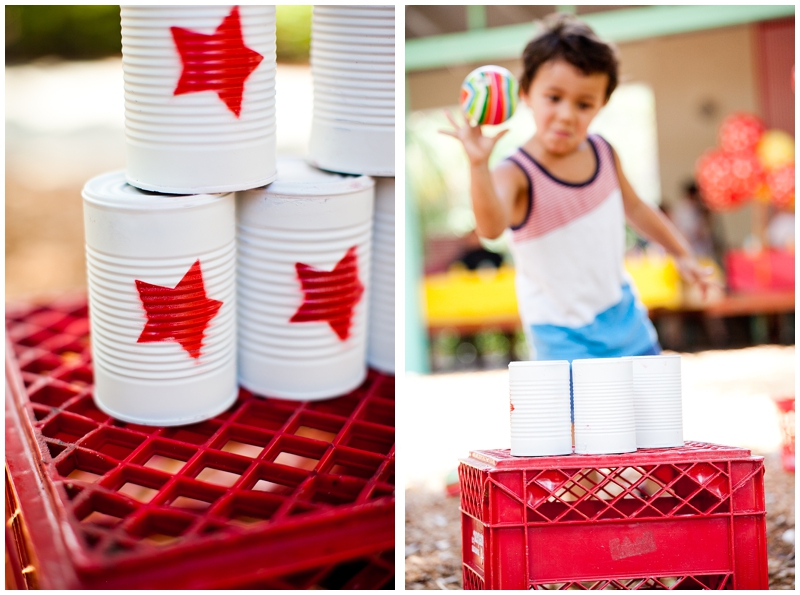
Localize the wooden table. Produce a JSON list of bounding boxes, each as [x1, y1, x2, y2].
[[428, 291, 795, 351]]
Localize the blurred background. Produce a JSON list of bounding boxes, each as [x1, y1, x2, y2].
[[405, 5, 795, 373], [6, 5, 313, 301], [403, 5, 794, 590]]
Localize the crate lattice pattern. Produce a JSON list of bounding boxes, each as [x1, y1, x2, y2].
[[6, 298, 394, 581], [459, 444, 765, 590], [460, 446, 760, 526]]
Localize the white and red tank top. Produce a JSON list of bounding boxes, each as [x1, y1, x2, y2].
[[506, 134, 657, 360]]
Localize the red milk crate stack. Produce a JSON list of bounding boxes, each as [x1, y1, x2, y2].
[[459, 443, 767, 590], [5, 297, 394, 589]]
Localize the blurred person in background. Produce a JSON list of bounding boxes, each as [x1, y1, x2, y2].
[[767, 206, 795, 250], [666, 181, 716, 260]]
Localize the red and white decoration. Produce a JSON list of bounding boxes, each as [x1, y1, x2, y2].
[[236, 158, 375, 400], [695, 148, 763, 212], [121, 5, 277, 194], [83, 171, 237, 426], [697, 112, 794, 212]]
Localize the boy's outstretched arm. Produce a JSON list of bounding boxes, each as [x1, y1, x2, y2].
[[440, 112, 525, 239], [611, 148, 718, 298]]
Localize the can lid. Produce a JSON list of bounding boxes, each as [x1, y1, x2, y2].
[[83, 170, 230, 210], [260, 158, 374, 197], [508, 360, 569, 367]]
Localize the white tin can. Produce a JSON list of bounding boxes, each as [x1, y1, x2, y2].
[[121, 5, 277, 194], [237, 158, 374, 400], [630, 354, 684, 448], [572, 357, 637, 455], [308, 5, 395, 176], [366, 176, 395, 373], [508, 361, 573, 456], [83, 171, 237, 425]]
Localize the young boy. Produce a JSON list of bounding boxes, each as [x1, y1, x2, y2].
[[442, 13, 715, 361]]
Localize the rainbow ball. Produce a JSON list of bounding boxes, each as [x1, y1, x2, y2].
[[460, 65, 519, 126]]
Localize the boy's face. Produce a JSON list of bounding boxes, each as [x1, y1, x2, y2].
[[522, 59, 609, 156]]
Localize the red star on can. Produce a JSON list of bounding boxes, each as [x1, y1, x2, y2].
[[171, 5, 264, 117], [136, 260, 223, 359], [290, 247, 364, 341]]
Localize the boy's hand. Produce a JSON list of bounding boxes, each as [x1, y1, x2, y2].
[[675, 255, 722, 301], [439, 110, 509, 167]]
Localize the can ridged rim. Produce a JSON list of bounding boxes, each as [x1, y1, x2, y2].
[[239, 158, 374, 196], [510, 378, 570, 384], [573, 385, 634, 393], [314, 93, 394, 110], [312, 68, 395, 83], [573, 358, 632, 366], [510, 402, 570, 408], [311, 52, 394, 67], [83, 170, 231, 208], [311, 27, 394, 41], [311, 41, 394, 55], [312, 83, 394, 101], [313, 8, 394, 20], [313, 16, 394, 26], [311, 55, 394, 70]]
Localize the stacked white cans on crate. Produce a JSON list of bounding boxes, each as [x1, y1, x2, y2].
[[508, 355, 685, 456], [308, 4, 396, 375], [82, 5, 395, 427]]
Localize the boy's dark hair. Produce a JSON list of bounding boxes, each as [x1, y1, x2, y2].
[[520, 13, 619, 100]]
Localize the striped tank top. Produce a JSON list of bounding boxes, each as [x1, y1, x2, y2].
[[506, 134, 658, 361]]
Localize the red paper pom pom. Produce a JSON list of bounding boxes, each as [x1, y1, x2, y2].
[[728, 151, 765, 196], [766, 163, 795, 209], [696, 149, 755, 211], [719, 113, 766, 154]]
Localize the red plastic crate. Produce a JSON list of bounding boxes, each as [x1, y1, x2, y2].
[[5, 296, 394, 589], [773, 396, 795, 473], [725, 248, 795, 292], [459, 444, 767, 590]]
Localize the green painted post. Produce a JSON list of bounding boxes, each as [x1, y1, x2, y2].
[[404, 77, 431, 374], [405, 5, 795, 72], [466, 5, 487, 31]]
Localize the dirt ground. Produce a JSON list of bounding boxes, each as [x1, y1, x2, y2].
[[405, 450, 795, 589]]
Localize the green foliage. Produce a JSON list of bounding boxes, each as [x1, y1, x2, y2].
[[276, 5, 311, 63], [474, 330, 511, 357], [5, 5, 312, 64], [431, 328, 460, 357], [406, 105, 535, 240], [6, 5, 122, 63]]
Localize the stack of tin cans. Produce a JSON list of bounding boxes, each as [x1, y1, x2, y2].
[[309, 5, 396, 376], [82, 5, 395, 427]]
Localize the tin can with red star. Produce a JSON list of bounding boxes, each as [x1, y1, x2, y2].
[[120, 5, 276, 194], [308, 5, 395, 176], [83, 171, 237, 425], [367, 177, 395, 373], [237, 159, 374, 400]]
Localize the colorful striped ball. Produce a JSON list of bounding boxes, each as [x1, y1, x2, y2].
[[460, 65, 519, 126]]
